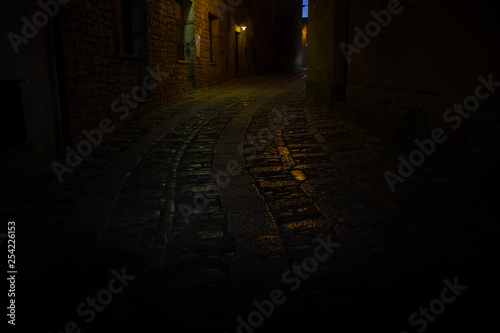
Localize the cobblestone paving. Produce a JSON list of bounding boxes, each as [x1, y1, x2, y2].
[[5, 70, 499, 333]]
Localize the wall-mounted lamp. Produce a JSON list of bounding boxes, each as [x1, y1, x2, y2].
[[241, 26, 247, 31]]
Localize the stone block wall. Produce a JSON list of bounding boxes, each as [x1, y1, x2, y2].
[[60, 0, 139, 145], [145, 0, 188, 106], [346, 85, 500, 182], [308, 0, 500, 189], [193, 0, 231, 88], [145, 0, 238, 105]]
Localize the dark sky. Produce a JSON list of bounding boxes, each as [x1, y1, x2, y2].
[[303, 0, 308, 17]]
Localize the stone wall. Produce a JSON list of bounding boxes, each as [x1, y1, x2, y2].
[[145, 0, 188, 106], [308, 0, 500, 188], [193, 0, 230, 88], [346, 84, 500, 182], [60, 0, 140, 145], [145, 0, 241, 104], [306, 0, 347, 107]]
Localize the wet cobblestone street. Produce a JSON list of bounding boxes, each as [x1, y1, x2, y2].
[[7, 70, 499, 333]]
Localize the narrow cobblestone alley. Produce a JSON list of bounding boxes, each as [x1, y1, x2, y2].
[[6, 70, 498, 333], [2, 1, 499, 332]]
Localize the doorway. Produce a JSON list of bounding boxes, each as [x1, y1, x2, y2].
[[235, 31, 240, 74]]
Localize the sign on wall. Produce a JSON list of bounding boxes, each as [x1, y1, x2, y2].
[[195, 34, 201, 57]]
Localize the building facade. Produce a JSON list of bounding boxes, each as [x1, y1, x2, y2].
[[307, 0, 500, 193]]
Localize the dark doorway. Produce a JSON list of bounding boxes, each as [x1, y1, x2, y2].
[[0, 81, 26, 153], [235, 31, 240, 74]]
